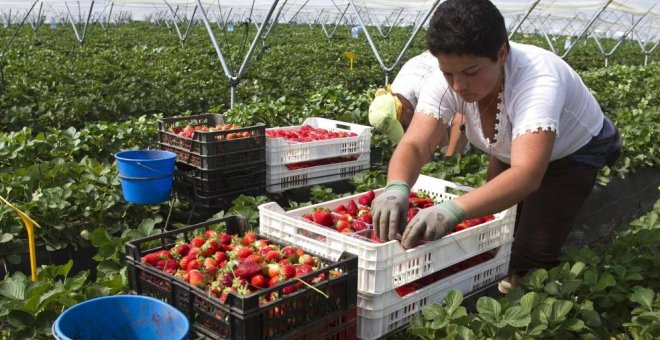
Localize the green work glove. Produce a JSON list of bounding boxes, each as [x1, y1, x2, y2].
[[372, 181, 410, 242], [401, 200, 464, 248]]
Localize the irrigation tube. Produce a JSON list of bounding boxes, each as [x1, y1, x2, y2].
[[349, 0, 442, 86], [197, 0, 281, 107]]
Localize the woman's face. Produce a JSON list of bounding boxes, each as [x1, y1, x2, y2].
[[436, 45, 507, 103]]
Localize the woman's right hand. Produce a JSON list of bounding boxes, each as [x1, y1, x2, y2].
[[372, 183, 410, 242]]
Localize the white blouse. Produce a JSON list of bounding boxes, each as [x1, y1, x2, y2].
[[416, 42, 604, 164]]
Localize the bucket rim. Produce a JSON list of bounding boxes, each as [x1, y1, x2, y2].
[[114, 150, 177, 162], [53, 294, 189, 340]]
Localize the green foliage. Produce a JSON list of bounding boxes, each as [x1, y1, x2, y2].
[[408, 198, 660, 339]]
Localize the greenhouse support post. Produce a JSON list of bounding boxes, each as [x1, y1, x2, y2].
[[508, 0, 540, 39]]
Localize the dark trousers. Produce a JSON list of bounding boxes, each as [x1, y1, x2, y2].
[[495, 157, 598, 275]]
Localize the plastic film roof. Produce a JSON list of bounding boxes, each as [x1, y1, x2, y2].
[[1, 1, 658, 42]]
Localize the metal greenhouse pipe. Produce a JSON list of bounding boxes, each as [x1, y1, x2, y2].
[[561, 0, 614, 59], [349, 0, 442, 86], [508, 0, 540, 39], [197, 0, 281, 107]]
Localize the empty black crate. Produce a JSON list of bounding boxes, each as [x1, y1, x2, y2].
[[175, 163, 266, 194], [161, 143, 266, 170], [158, 113, 266, 156], [125, 216, 358, 340]]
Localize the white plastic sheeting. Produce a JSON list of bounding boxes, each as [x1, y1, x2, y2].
[[1, 1, 658, 43]]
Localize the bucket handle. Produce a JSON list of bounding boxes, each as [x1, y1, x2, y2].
[[119, 161, 173, 181]]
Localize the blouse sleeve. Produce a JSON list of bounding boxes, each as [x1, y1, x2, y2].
[[414, 69, 454, 126], [509, 71, 564, 140]]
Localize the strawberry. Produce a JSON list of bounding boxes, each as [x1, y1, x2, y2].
[[248, 254, 262, 263], [263, 250, 281, 263], [357, 209, 372, 224], [203, 230, 218, 239], [190, 236, 205, 248], [187, 269, 206, 288], [352, 220, 368, 232], [394, 285, 417, 297], [336, 220, 351, 232], [242, 232, 258, 246], [179, 254, 196, 270], [302, 214, 314, 222], [282, 264, 296, 279], [282, 285, 297, 295], [201, 240, 220, 257], [298, 254, 315, 266], [186, 259, 201, 272], [464, 218, 486, 227], [370, 231, 382, 243], [265, 263, 281, 278], [234, 259, 263, 279], [407, 207, 420, 223], [220, 273, 233, 287], [346, 200, 358, 216], [258, 246, 274, 256], [312, 208, 333, 227], [142, 253, 161, 266], [295, 264, 314, 278], [281, 246, 296, 258], [250, 274, 267, 288], [236, 247, 253, 259], [162, 259, 179, 274], [268, 276, 281, 287], [334, 204, 348, 214], [203, 257, 218, 275], [219, 233, 232, 245], [170, 243, 191, 259], [215, 252, 228, 263]]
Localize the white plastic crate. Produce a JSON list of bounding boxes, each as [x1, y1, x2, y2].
[[258, 175, 516, 294], [357, 243, 511, 340], [265, 152, 370, 193], [266, 117, 372, 166]]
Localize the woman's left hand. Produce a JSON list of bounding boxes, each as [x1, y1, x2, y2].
[[401, 201, 464, 248]]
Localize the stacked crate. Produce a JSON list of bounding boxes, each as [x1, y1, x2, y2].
[[258, 175, 516, 339], [126, 216, 358, 339], [265, 117, 372, 193], [158, 113, 266, 209]]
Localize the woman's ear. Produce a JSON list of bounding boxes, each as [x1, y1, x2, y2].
[[498, 43, 508, 66]]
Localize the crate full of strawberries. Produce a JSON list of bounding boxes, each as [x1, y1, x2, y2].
[[157, 113, 266, 170], [125, 215, 357, 339], [265, 117, 371, 166], [259, 174, 516, 295]]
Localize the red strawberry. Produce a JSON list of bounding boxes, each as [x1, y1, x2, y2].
[[162, 259, 179, 274], [201, 240, 220, 257], [357, 209, 372, 224], [203, 257, 218, 275], [142, 253, 160, 266], [171, 243, 191, 259], [336, 220, 351, 232], [312, 208, 333, 227], [268, 276, 281, 287], [295, 264, 314, 278], [263, 250, 281, 263], [187, 269, 206, 288], [203, 230, 218, 239], [352, 220, 368, 232], [250, 274, 267, 288], [407, 207, 420, 223], [358, 191, 374, 206], [266, 263, 281, 278], [334, 204, 348, 214], [248, 254, 262, 263], [302, 214, 314, 222], [282, 264, 296, 279], [282, 285, 298, 295], [191, 237, 205, 248], [237, 247, 253, 259], [346, 200, 358, 216], [186, 259, 201, 272], [282, 246, 297, 260], [220, 273, 233, 287], [179, 254, 196, 270], [242, 232, 258, 246], [464, 218, 486, 227], [394, 285, 417, 297], [370, 231, 382, 243], [234, 259, 263, 279], [219, 234, 232, 245], [215, 252, 227, 263]]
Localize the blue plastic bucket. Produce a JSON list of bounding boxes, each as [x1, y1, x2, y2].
[[52, 295, 189, 340], [114, 150, 176, 205]]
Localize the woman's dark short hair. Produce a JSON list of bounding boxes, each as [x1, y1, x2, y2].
[[427, 0, 509, 61]]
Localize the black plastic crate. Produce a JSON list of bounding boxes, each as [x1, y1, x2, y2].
[[158, 113, 266, 156], [175, 163, 266, 194], [125, 216, 358, 340], [160, 143, 266, 170], [174, 167, 266, 210]]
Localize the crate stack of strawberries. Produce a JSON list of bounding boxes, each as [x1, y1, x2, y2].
[[264, 118, 372, 193], [157, 113, 267, 210]]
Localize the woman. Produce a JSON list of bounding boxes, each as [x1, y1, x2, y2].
[[372, 0, 620, 291], [368, 50, 469, 156]]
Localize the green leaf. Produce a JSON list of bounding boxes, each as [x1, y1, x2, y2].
[[630, 287, 654, 311], [520, 292, 539, 313], [444, 290, 463, 316], [503, 306, 531, 328], [21, 295, 42, 314], [422, 303, 446, 320], [476, 296, 501, 323], [544, 281, 561, 296], [580, 310, 601, 328], [583, 270, 598, 286], [563, 318, 585, 331], [551, 300, 574, 322], [7, 310, 35, 328], [0, 273, 27, 300], [525, 269, 548, 290], [0, 233, 13, 243], [594, 272, 616, 291], [560, 279, 582, 295], [570, 262, 586, 277], [36, 310, 59, 335], [56, 260, 74, 277]]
